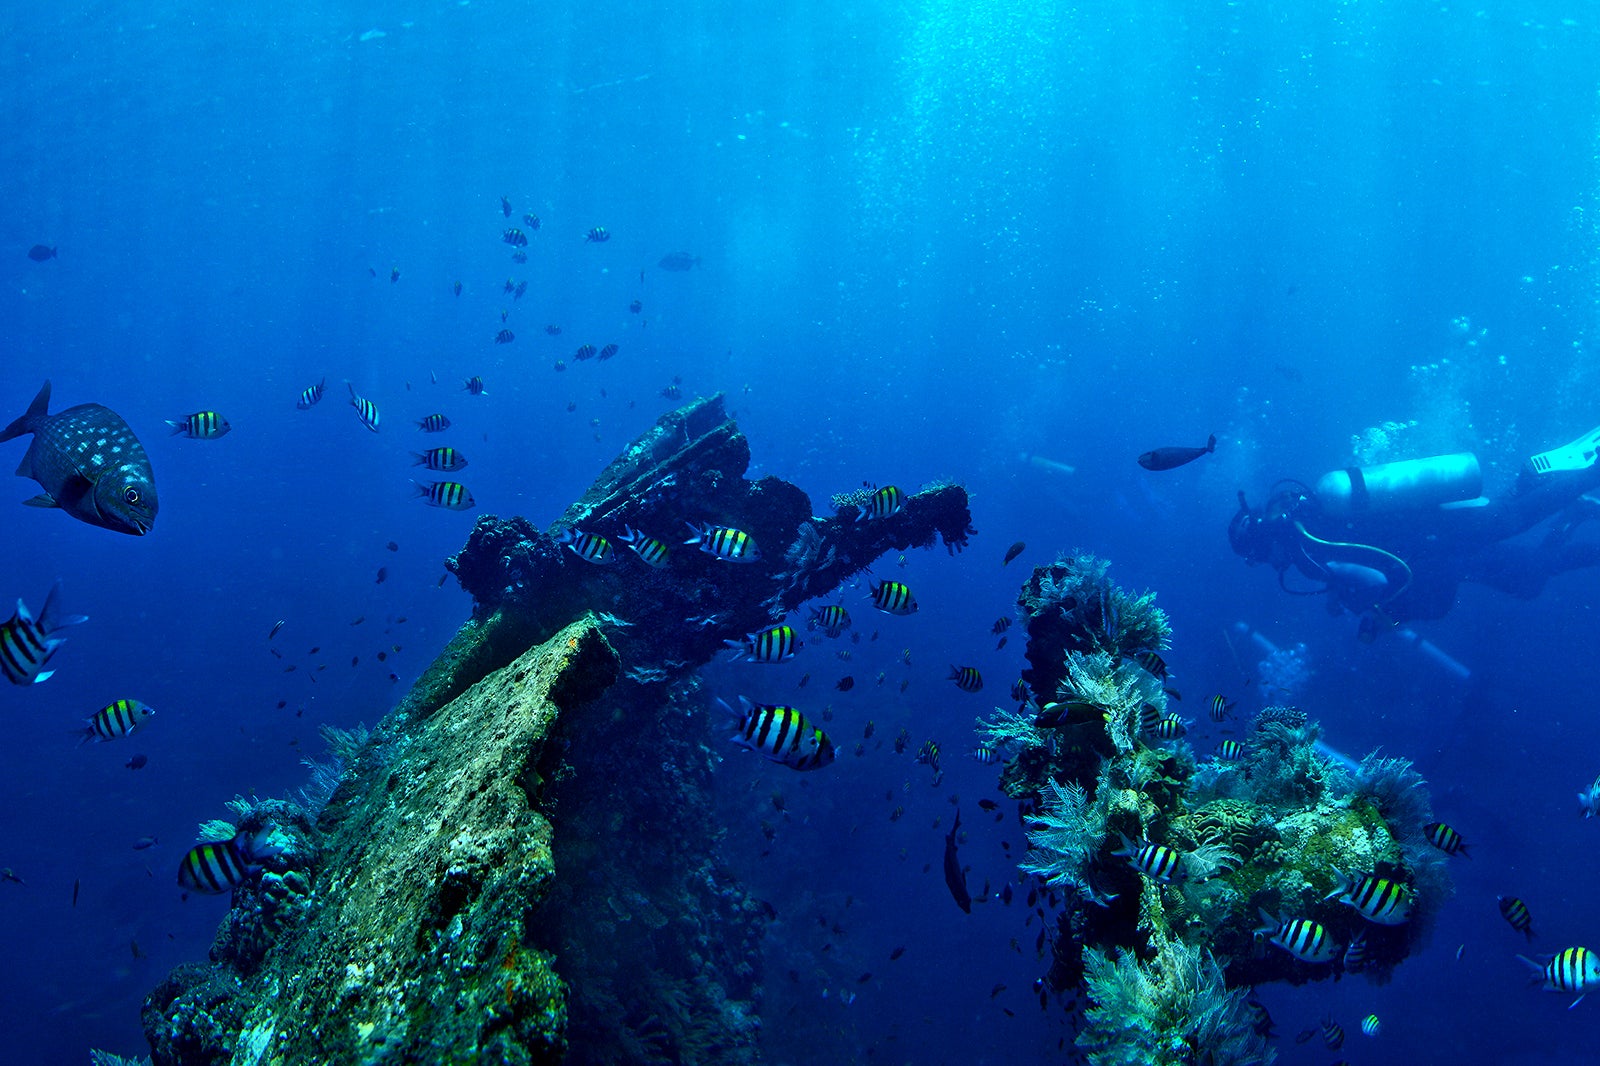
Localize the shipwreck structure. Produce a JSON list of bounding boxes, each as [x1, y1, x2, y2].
[[140, 395, 973, 1065]]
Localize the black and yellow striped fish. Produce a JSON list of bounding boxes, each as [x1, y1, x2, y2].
[[177, 829, 283, 895], [463, 376, 488, 395], [948, 665, 983, 692], [810, 604, 850, 638], [412, 447, 468, 472], [857, 485, 904, 521], [971, 745, 1000, 765], [618, 525, 670, 567], [165, 411, 231, 439], [1215, 739, 1245, 760], [80, 698, 153, 743], [502, 228, 528, 247], [726, 624, 802, 663], [1151, 715, 1189, 740], [1342, 929, 1369, 972], [1254, 909, 1339, 963], [295, 378, 325, 410], [347, 384, 380, 432], [1423, 821, 1470, 857], [1521, 946, 1600, 1008], [585, 226, 611, 243], [1328, 871, 1412, 925], [1499, 895, 1535, 941], [495, 329, 515, 344], [0, 581, 85, 686], [1114, 833, 1186, 883], [574, 344, 597, 361], [412, 480, 475, 511], [416, 413, 451, 433], [558, 528, 615, 563], [1208, 694, 1235, 721], [1134, 650, 1169, 678], [721, 697, 834, 771], [1137, 704, 1164, 734], [915, 739, 941, 773], [869, 580, 917, 615], [598, 343, 619, 361], [685, 522, 761, 562]]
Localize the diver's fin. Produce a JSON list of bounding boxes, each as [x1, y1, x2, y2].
[[1527, 425, 1600, 475]]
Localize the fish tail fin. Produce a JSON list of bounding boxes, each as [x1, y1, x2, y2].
[[1207, 433, 1217, 452], [165, 420, 187, 435], [37, 579, 87, 634], [0, 381, 51, 443]]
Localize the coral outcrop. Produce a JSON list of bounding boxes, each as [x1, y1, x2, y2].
[[988, 552, 1450, 1064]]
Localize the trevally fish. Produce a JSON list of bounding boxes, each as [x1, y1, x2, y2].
[[0, 380, 158, 534]]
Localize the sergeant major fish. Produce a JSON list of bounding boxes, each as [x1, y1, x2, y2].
[[1, 580, 87, 685], [0, 381, 158, 535], [718, 696, 835, 771], [80, 698, 154, 743], [177, 828, 284, 895]]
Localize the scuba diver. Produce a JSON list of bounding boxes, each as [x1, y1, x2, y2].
[[1230, 427, 1600, 639]]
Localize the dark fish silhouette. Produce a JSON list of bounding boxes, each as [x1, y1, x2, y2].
[[1138, 434, 1216, 471], [26, 245, 56, 262], [658, 251, 700, 271], [0, 381, 158, 534], [943, 808, 971, 913], [1002, 541, 1025, 566]]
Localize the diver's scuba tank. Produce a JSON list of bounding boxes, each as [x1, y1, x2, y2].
[[1313, 453, 1482, 519]]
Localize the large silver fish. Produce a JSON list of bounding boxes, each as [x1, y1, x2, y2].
[[0, 381, 158, 534]]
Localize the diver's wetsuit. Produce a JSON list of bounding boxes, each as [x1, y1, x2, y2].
[[1232, 461, 1600, 627]]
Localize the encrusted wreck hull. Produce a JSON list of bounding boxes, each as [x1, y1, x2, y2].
[[143, 395, 973, 1065]]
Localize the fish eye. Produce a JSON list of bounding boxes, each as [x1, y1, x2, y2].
[[124, 487, 141, 505]]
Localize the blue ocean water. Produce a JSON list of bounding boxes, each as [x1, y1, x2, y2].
[[3, 2, 1599, 1062]]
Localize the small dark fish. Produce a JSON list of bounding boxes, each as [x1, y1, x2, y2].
[[27, 245, 57, 262], [453, 280, 462, 297], [856, 972, 872, 984], [375, 567, 387, 584], [350, 616, 365, 626], [545, 324, 562, 336], [125, 753, 148, 770], [629, 299, 643, 313], [495, 329, 515, 344], [523, 213, 540, 230], [352, 656, 359, 667], [585, 226, 610, 243], [797, 673, 809, 688], [386, 541, 399, 552], [72, 878, 79, 907], [1138, 434, 1216, 471], [598, 343, 619, 361], [658, 251, 700, 271], [390, 267, 400, 283], [500, 196, 512, 217], [269, 620, 285, 640], [377, 651, 387, 662], [1002, 541, 1025, 566], [943, 809, 971, 913], [978, 799, 998, 812], [889, 946, 905, 961], [133, 836, 158, 850], [836, 676, 854, 691], [437, 574, 447, 588], [990, 983, 1006, 999]]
